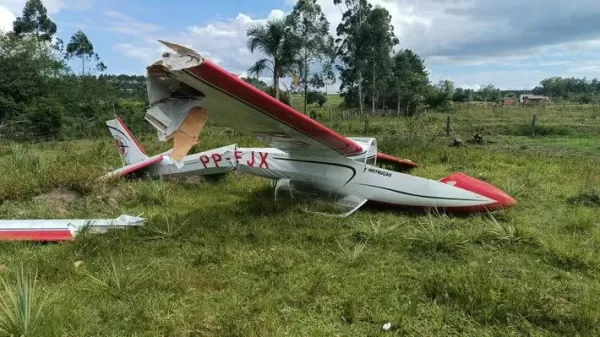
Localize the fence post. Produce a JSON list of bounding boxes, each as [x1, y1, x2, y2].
[[531, 114, 537, 137], [364, 119, 369, 135], [446, 115, 451, 136]]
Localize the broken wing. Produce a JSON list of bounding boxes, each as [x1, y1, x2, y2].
[[144, 40, 366, 159]]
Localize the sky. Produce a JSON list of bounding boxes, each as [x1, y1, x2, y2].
[[1, 0, 600, 92]]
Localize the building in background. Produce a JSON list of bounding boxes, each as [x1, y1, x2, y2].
[[519, 94, 550, 105]]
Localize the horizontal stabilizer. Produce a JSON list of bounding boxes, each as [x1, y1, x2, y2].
[[101, 155, 164, 180]]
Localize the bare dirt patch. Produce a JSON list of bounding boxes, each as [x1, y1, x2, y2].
[[33, 188, 82, 215]]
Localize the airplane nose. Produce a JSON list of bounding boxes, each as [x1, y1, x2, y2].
[[440, 173, 517, 211]]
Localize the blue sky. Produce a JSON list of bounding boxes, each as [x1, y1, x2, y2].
[[2, 0, 600, 91]]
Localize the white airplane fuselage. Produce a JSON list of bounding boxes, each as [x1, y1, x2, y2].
[[148, 147, 237, 178], [203, 147, 514, 212]]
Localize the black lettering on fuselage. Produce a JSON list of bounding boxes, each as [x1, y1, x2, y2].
[[367, 168, 392, 177]]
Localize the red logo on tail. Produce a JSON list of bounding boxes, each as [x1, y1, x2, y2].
[[115, 137, 128, 156]]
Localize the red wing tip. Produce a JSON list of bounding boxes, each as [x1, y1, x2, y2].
[[440, 172, 517, 210]]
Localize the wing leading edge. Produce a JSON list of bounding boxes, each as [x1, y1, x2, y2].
[[144, 40, 366, 159]]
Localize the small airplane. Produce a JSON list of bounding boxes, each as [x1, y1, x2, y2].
[[132, 40, 516, 217], [102, 117, 236, 180]]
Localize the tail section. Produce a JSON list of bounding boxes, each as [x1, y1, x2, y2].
[[106, 118, 148, 165]]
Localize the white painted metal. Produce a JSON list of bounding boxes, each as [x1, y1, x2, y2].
[[137, 41, 515, 217]]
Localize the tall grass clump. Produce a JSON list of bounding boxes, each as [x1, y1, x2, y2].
[[3, 143, 43, 175], [406, 212, 466, 256], [0, 143, 45, 200], [83, 256, 153, 299], [135, 179, 172, 206], [0, 267, 50, 337]]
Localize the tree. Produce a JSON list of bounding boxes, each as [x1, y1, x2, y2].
[[307, 90, 326, 107], [241, 77, 270, 92], [425, 80, 454, 110], [285, 0, 334, 114], [12, 0, 57, 43], [334, 0, 372, 115], [361, 7, 398, 114], [391, 49, 429, 115], [246, 18, 299, 100], [66, 30, 105, 76]]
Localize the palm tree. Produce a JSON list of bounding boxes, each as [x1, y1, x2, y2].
[[246, 18, 299, 100]]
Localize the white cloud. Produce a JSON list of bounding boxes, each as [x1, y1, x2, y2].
[[2, 0, 91, 15], [110, 9, 290, 85], [0, 6, 16, 32], [0, 0, 92, 34], [103, 11, 161, 41], [113, 43, 157, 65], [318, 0, 600, 62]]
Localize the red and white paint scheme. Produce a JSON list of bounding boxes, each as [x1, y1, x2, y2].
[[0, 214, 145, 241], [140, 40, 516, 217], [103, 117, 236, 179]]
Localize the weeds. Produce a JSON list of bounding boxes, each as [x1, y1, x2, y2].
[[482, 212, 533, 246], [135, 179, 172, 206], [83, 256, 153, 299], [143, 215, 189, 240], [406, 212, 466, 256], [3, 143, 43, 175], [336, 240, 367, 264], [0, 266, 50, 337], [351, 217, 399, 243]]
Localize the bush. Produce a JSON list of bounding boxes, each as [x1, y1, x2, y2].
[[307, 91, 326, 107]]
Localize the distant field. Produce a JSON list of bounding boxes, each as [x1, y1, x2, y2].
[[0, 105, 598, 336]]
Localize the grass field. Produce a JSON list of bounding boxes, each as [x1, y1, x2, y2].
[[0, 103, 599, 336]]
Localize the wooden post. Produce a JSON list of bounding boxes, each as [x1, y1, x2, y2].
[[446, 115, 451, 136], [531, 114, 537, 137], [364, 119, 369, 135]]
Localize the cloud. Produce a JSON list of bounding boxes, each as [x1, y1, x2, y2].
[[0, 6, 16, 32], [103, 10, 162, 42], [110, 9, 290, 83], [2, 0, 92, 15], [113, 43, 158, 65], [0, 0, 92, 34], [318, 0, 600, 62]]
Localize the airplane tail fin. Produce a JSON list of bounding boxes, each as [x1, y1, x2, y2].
[[106, 118, 148, 165]]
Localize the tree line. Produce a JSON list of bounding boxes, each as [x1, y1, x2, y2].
[[0, 0, 149, 141], [1, 0, 599, 142], [243, 0, 600, 114]]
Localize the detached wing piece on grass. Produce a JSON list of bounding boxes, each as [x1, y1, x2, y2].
[[0, 214, 146, 241], [144, 40, 415, 168]]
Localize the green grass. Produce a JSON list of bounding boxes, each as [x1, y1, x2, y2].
[[0, 107, 599, 336]]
